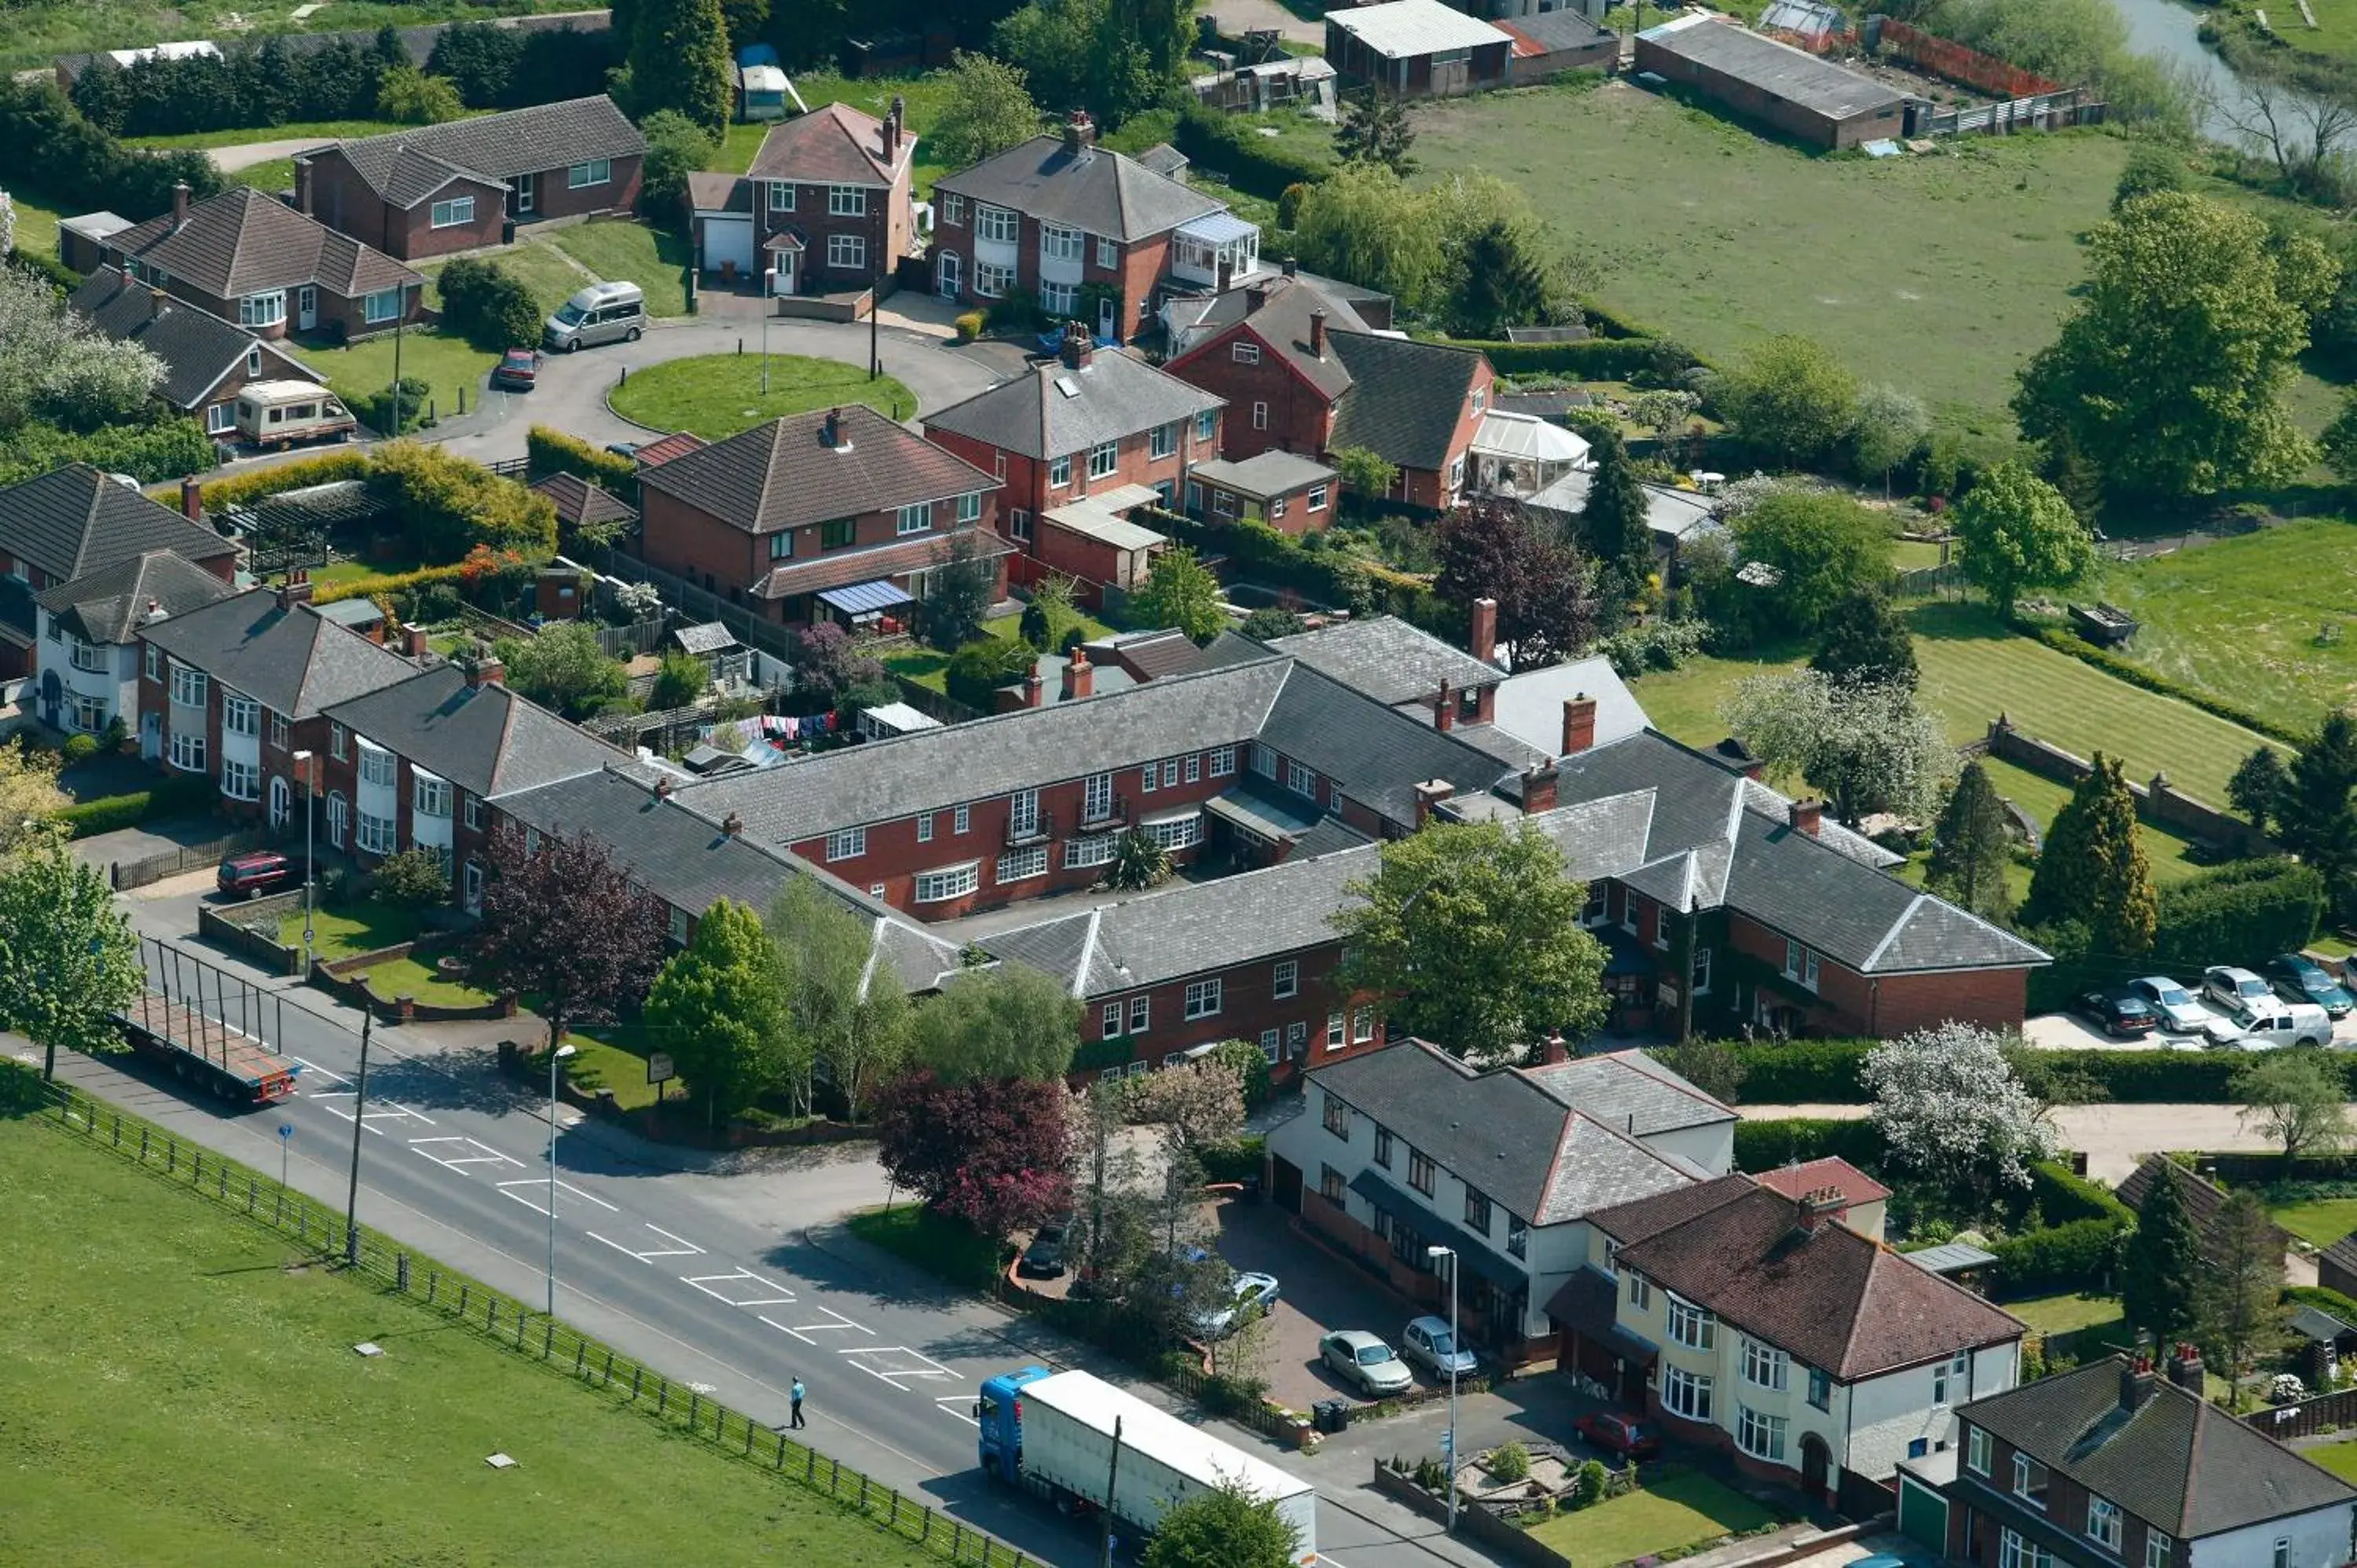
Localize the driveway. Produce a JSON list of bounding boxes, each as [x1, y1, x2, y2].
[[1739, 1101, 2321, 1184], [1199, 0, 1325, 46], [206, 137, 335, 173]]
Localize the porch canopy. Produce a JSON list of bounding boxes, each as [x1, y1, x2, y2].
[[817, 580, 914, 616], [1349, 1168, 1523, 1288]]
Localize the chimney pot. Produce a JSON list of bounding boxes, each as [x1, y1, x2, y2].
[[1412, 779, 1453, 829], [1522, 764, 1558, 815], [1063, 109, 1095, 153], [2166, 1343, 2204, 1393], [1541, 1031, 1568, 1065], [1560, 692, 1598, 757], [721, 811, 743, 838], [1024, 669, 1045, 709], [179, 476, 203, 522], [277, 572, 314, 610], [2121, 1355, 2158, 1412], [468, 658, 504, 690], [1061, 321, 1093, 371], [143, 597, 166, 624], [1062, 647, 1094, 702], [1434, 678, 1454, 732], [1470, 596, 1498, 665], [1790, 798, 1824, 837]]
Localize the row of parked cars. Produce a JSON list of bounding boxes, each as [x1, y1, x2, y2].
[[2072, 957, 2355, 1049]]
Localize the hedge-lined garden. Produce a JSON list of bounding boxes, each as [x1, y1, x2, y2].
[[1704, 1038, 2357, 1107]]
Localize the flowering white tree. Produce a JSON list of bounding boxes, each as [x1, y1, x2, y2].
[[0, 266, 161, 432], [1721, 668, 1952, 827], [0, 189, 15, 258], [1863, 1022, 2057, 1205]]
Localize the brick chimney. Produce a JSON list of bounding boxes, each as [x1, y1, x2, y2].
[[1063, 109, 1096, 154], [1798, 1186, 1847, 1233], [1522, 764, 1558, 814], [1561, 692, 1597, 757], [1433, 678, 1453, 732], [276, 569, 313, 610], [1469, 596, 1497, 665], [469, 658, 504, 690], [1244, 280, 1270, 313], [1789, 798, 1823, 837], [294, 158, 313, 217], [1540, 1031, 1569, 1064], [180, 476, 203, 522], [1309, 309, 1328, 359], [1023, 667, 1045, 709], [2119, 1354, 2158, 1413], [1061, 320, 1093, 372], [404, 625, 429, 657], [171, 180, 189, 233], [1412, 779, 1453, 828], [2165, 1342, 2204, 1394], [1715, 737, 1765, 781], [721, 811, 744, 838], [654, 775, 675, 800], [1061, 647, 1094, 702]]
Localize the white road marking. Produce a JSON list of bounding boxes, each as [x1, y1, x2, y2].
[[409, 1135, 525, 1172], [936, 1395, 980, 1427], [309, 1093, 436, 1133], [680, 1267, 798, 1307], [494, 1177, 618, 1216], [757, 1305, 874, 1346], [587, 1223, 706, 1262], [291, 1057, 352, 1086], [839, 1346, 959, 1390]]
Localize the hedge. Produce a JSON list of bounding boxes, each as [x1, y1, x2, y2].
[[527, 423, 639, 500], [1199, 1135, 1266, 1186], [1732, 1117, 1888, 1173], [187, 449, 373, 512], [0, 79, 223, 223], [0, 417, 215, 489], [1172, 103, 1331, 201], [1722, 1039, 1870, 1103], [2022, 622, 2303, 749], [1437, 336, 1699, 379], [6, 247, 84, 295], [2152, 859, 2324, 976], [1990, 1215, 2123, 1295], [60, 774, 218, 838], [2029, 1159, 2133, 1225], [311, 559, 475, 607], [2289, 1284, 2357, 1322]]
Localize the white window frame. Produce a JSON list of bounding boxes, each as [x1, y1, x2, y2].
[[1065, 833, 1115, 870], [1662, 1365, 1711, 1423], [465, 794, 484, 830], [1274, 959, 1298, 999], [827, 233, 867, 271], [431, 196, 475, 229], [358, 741, 395, 789], [268, 710, 289, 750], [896, 501, 932, 536], [1666, 1293, 1715, 1351], [1232, 340, 1260, 365], [1352, 1007, 1375, 1044], [222, 691, 259, 738], [1307, 483, 1329, 511], [206, 401, 237, 435], [1082, 771, 1113, 822], [2144, 1533, 2171, 1568], [1967, 1425, 1992, 1476], [953, 804, 971, 835], [973, 260, 1015, 299], [238, 291, 287, 328], [956, 491, 982, 525], [413, 773, 451, 818], [997, 844, 1047, 883], [1102, 1001, 1123, 1037], [1048, 455, 1072, 489], [1208, 746, 1236, 777], [1999, 1533, 2055, 1568], [1326, 1012, 1344, 1049], [829, 185, 867, 217], [1149, 423, 1176, 460], [2086, 1497, 2122, 1552], [1736, 1405, 1786, 1464], [1129, 995, 1150, 1034], [1194, 408, 1216, 444], [2013, 1453, 2048, 1510], [826, 826, 867, 862], [1742, 1338, 1788, 1392], [938, 192, 962, 224], [1184, 753, 1200, 784], [169, 664, 207, 708], [566, 158, 611, 189], [768, 181, 794, 212], [1040, 223, 1083, 262], [463, 859, 484, 913], [1184, 978, 1222, 1020], [1252, 401, 1269, 430], [1144, 811, 1200, 851], [1088, 442, 1119, 480], [976, 204, 1019, 244], [914, 862, 980, 903], [355, 808, 396, 855], [219, 757, 259, 801], [330, 722, 346, 760], [1934, 1349, 1967, 1406], [1094, 235, 1116, 269]]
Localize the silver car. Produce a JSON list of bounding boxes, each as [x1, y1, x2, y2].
[[1401, 1315, 1478, 1379], [2130, 976, 2238, 1046], [2204, 965, 2273, 1013], [1192, 1272, 1280, 1339], [1321, 1330, 1414, 1397]]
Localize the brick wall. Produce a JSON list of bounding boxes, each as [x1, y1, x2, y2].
[[1725, 911, 2029, 1036], [752, 170, 907, 293], [1983, 717, 2275, 858], [929, 196, 1180, 339], [305, 153, 506, 259], [1083, 940, 1346, 1078], [1167, 322, 1332, 465]]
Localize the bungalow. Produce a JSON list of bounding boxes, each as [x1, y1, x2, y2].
[[71, 266, 320, 438]]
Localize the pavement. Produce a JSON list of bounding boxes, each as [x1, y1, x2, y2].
[[206, 137, 335, 173], [1739, 1101, 2311, 1185]]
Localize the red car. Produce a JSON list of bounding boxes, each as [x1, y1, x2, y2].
[[217, 851, 297, 899], [1573, 1410, 1659, 1460], [492, 346, 540, 390]]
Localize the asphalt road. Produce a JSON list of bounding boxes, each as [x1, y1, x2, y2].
[[44, 881, 1494, 1568]]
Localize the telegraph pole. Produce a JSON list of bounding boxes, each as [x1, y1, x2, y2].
[[343, 1013, 372, 1265]]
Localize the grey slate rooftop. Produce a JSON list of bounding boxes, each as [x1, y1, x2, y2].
[[1266, 615, 1501, 710], [921, 347, 1221, 462], [934, 130, 1225, 243], [37, 550, 236, 645], [1637, 15, 1904, 119], [71, 268, 313, 412], [1325, 331, 1486, 472], [0, 465, 241, 585], [138, 589, 417, 717], [324, 665, 625, 800], [1184, 450, 1336, 499]]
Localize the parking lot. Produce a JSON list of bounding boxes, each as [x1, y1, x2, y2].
[[2024, 962, 2357, 1051]]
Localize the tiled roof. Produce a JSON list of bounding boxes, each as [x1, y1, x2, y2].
[[934, 133, 1226, 242], [1585, 1173, 1755, 1244], [1259, 659, 1514, 826], [320, 97, 646, 206], [1752, 1155, 1892, 1206], [35, 550, 236, 645], [1170, 274, 1362, 400], [1325, 331, 1483, 472], [749, 527, 1017, 601], [324, 665, 624, 799], [528, 471, 636, 532], [0, 464, 240, 584], [1489, 657, 1650, 761], [71, 268, 315, 410], [1610, 1183, 2022, 1378], [921, 348, 1222, 461], [746, 101, 907, 186], [2117, 1154, 2293, 1265], [104, 186, 420, 302], [137, 590, 417, 716], [1959, 1355, 2355, 1538], [1086, 627, 1209, 681], [1266, 615, 1501, 709], [634, 431, 710, 468], [2322, 1229, 2357, 1280], [639, 405, 993, 535], [1519, 1051, 1736, 1138], [685, 172, 751, 213]]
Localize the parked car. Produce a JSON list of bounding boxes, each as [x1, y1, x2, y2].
[[1572, 1410, 1660, 1460], [216, 850, 296, 899], [2129, 976, 2233, 1042], [544, 280, 646, 352], [491, 346, 540, 390], [2203, 965, 2274, 1013], [233, 380, 356, 448], [1193, 1272, 1280, 1339], [2227, 998, 2333, 1050], [2268, 954, 2355, 1019], [1017, 1214, 1075, 1279], [2072, 987, 2157, 1039], [1401, 1316, 1478, 1380], [1319, 1330, 1413, 1397]]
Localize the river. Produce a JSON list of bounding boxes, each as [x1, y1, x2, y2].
[[2104, 0, 2254, 142]]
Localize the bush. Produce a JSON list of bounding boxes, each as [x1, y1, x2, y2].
[[376, 64, 464, 125], [1732, 1117, 1889, 1173], [1172, 103, 1330, 200], [955, 310, 985, 343], [526, 423, 638, 498], [1721, 1039, 1869, 1102], [349, 376, 433, 436], [0, 79, 225, 222], [60, 734, 97, 764], [1990, 1216, 2124, 1295], [639, 108, 718, 217], [1575, 1459, 1607, 1508], [2029, 1159, 2133, 1225], [944, 636, 1039, 709], [651, 650, 709, 709], [366, 440, 557, 561], [1487, 1442, 1530, 1482], [57, 774, 217, 838], [372, 847, 451, 908], [190, 449, 372, 512], [1208, 1039, 1275, 1110], [436, 257, 543, 352], [0, 416, 214, 489], [1197, 1134, 1266, 1185]]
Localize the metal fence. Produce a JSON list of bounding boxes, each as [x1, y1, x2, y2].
[[110, 829, 265, 892], [23, 1074, 1042, 1568]]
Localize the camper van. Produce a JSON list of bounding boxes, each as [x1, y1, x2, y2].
[[234, 381, 357, 448], [544, 281, 646, 353]]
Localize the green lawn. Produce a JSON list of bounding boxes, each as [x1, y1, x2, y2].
[[2307, 1440, 2357, 1483], [548, 220, 692, 319], [607, 354, 916, 440], [228, 156, 295, 196], [2269, 1196, 2357, 1248], [0, 1091, 941, 1566], [8, 184, 66, 262], [845, 1202, 1006, 1290], [0, 0, 592, 74], [312, 551, 425, 591], [2003, 1293, 2131, 1359], [422, 237, 591, 319], [1523, 1468, 1782, 1566], [882, 610, 1113, 696], [362, 954, 496, 1008], [712, 73, 962, 196], [277, 902, 427, 962], [545, 1027, 676, 1113], [124, 117, 465, 152], [304, 326, 498, 426]]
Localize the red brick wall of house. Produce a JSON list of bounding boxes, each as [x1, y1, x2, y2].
[[527, 159, 643, 229], [929, 197, 1178, 339], [1166, 323, 1332, 470], [1388, 356, 1494, 512], [1725, 912, 2030, 1036], [306, 153, 506, 260], [640, 485, 999, 625], [1947, 1423, 2179, 1568], [199, 340, 326, 428], [1082, 940, 1346, 1077], [925, 393, 1217, 562], [752, 167, 912, 293]]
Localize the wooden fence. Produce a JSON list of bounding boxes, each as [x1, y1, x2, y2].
[[2246, 1387, 2357, 1442], [606, 551, 802, 662]]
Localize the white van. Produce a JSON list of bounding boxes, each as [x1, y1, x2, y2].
[[2227, 998, 2333, 1050], [544, 281, 646, 352], [235, 380, 357, 448]]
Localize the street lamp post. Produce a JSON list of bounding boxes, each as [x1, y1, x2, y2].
[[1428, 1244, 1460, 1533], [545, 1042, 576, 1316], [291, 749, 315, 968]]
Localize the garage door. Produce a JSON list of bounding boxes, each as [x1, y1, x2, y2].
[[702, 215, 754, 275], [1897, 1473, 1948, 1553]]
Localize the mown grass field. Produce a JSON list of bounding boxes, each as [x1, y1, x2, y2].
[[306, 327, 498, 426], [421, 236, 592, 320], [548, 220, 693, 319], [609, 354, 915, 440], [0, 0, 593, 75], [2268, 1194, 2357, 1247], [0, 1095, 939, 1567]]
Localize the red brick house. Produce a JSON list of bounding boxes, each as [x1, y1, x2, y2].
[[634, 405, 1010, 630], [71, 267, 321, 438], [686, 99, 919, 296], [1163, 270, 1495, 511], [921, 327, 1222, 587], [294, 96, 647, 262], [929, 111, 1262, 342], [89, 185, 423, 342]]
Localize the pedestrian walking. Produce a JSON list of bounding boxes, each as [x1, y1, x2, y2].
[[790, 1376, 806, 1429]]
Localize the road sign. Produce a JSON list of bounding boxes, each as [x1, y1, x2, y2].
[[647, 1052, 675, 1086], [278, 1123, 295, 1142]]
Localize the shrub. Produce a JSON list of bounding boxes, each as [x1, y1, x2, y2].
[[376, 64, 464, 125], [57, 773, 216, 838], [60, 734, 98, 764], [366, 440, 557, 561], [436, 256, 543, 354], [639, 108, 718, 217], [0, 416, 214, 489], [1732, 1117, 1889, 1173], [985, 286, 1040, 332], [1575, 1459, 1607, 1508], [1721, 1039, 1868, 1102], [2029, 1160, 2134, 1225], [1173, 103, 1330, 200], [1197, 1133, 1266, 1185], [372, 847, 451, 909], [1208, 1040, 1274, 1110], [1990, 1216, 2125, 1295], [1487, 1442, 1530, 1482], [349, 376, 432, 435], [944, 636, 1039, 709], [955, 310, 985, 343], [99, 716, 128, 753], [526, 423, 638, 498], [2153, 858, 2324, 976], [651, 650, 709, 709]]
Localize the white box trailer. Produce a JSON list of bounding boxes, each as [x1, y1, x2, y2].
[[977, 1366, 1316, 1563]]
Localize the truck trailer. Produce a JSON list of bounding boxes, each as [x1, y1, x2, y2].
[[115, 988, 301, 1106], [976, 1366, 1316, 1563]]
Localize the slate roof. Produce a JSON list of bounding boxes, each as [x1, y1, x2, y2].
[[1752, 1155, 1892, 1206], [1608, 1182, 2023, 1377], [528, 471, 636, 533], [2116, 1154, 2294, 1265], [71, 268, 316, 410], [1172, 273, 1366, 400], [686, 171, 753, 213], [1499, 9, 1615, 52], [1637, 14, 1904, 119], [1266, 615, 1501, 709], [137, 590, 417, 716], [1958, 1355, 2355, 1540], [1308, 1039, 1714, 1226], [104, 186, 420, 302], [1325, 331, 1483, 473], [1185, 450, 1335, 499], [921, 349, 1222, 460], [1135, 143, 1190, 179], [0, 465, 240, 584], [640, 405, 993, 535], [2292, 1304, 2357, 1344], [747, 101, 907, 186], [935, 132, 1226, 242], [1489, 656, 1650, 760], [35, 550, 236, 645], [324, 665, 623, 799], [2322, 1229, 2357, 1281], [1259, 658, 1519, 826], [319, 97, 647, 207], [1519, 1051, 1736, 1138]]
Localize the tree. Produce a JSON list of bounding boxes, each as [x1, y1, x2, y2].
[[1580, 426, 1654, 621], [2113, 141, 2188, 211], [1849, 383, 1928, 498], [0, 266, 161, 434], [368, 442, 556, 559], [2235, 1050, 2353, 1164], [0, 189, 15, 258], [424, 20, 526, 106], [768, 877, 907, 1116], [2022, 753, 2157, 958], [2121, 1157, 2201, 1345], [1809, 588, 1917, 695], [469, 826, 670, 1045], [651, 650, 709, 710], [1434, 498, 1595, 672], [436, 257, 544, 353], [2324, 391, 2357, 485], [645, 899, 790, 1125], [2229, 745, 2289, 837], [1207, 1038, 1274, 1110], [1445, 217, 1562, 337], [1721, 670, 1951, 827], [1142, 1482, 1302, 1568], [2014, 192, 2332, 503], [1713, 335, 1859, 470], [376, 64, 464, 124], [919, 529, 996, 653], [1952, 462, 2095, 621], [1237, 606, 1306, 642], [629, 0, 734, 132], [497, 625, 628, 717], [790, 621, 890, 712], [1334, 86, 1416, 174], [1626, 389, 1699, 445], [2278, 710, 2357, 922], [1332, 820, 1607, 1065], [929, 51, 1043, 167], [908, 962, 1082, 1084], [1926, 759, 2014, 922], [1328, 445, 1400, 518], [1104, 828, 1171, 891], [0, 741, 68, 859], [372, 847, 450, 908], [2198, 1187, 2288, 1400], [0, 841, 141, 1076], [1728, 490, 1892, 636], [1130, 546, 1226, 643], [1862, 1022, 2058, 1207], [1288, 164, 1446, 317], [877, 1071, 1072, 1237], [637, 108, 719, 216], [1645, 1040, 1748, 1105]]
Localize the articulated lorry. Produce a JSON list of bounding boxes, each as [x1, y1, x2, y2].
[[975, 1365, 1317, 1563]]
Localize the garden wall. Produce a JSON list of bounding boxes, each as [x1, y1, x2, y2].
[[308, 939, 517, 1023], [1984, 717, 2273, 856], [196, 892, 306, 976]]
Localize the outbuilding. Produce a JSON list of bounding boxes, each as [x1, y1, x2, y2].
[[1633, 14, 1903, 150], [1325, 0, 1516, 97]]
